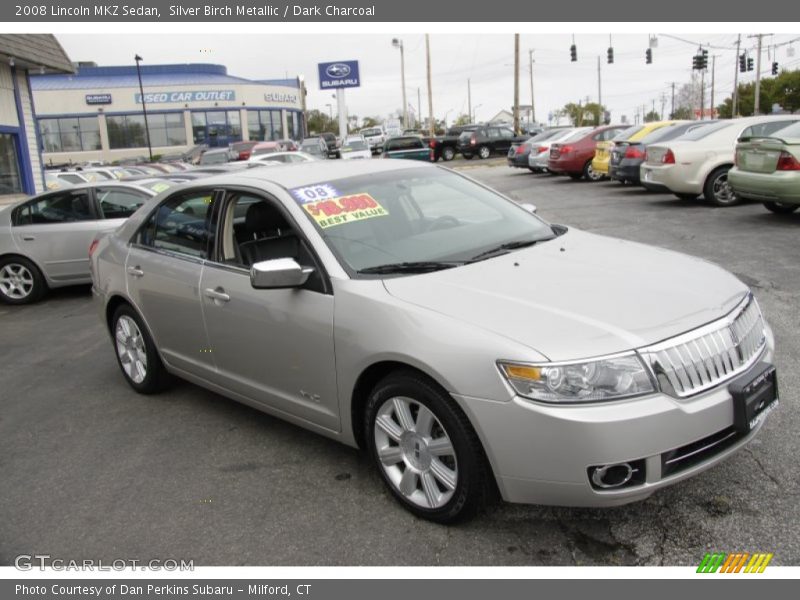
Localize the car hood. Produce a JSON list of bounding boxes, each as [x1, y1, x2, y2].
[[382, 229, 748, 361]]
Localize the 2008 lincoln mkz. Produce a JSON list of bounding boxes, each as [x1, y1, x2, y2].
[[91, 160, 778, 522]]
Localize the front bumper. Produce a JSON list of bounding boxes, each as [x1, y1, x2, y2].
[[728, 169, 800, 205], [456, 337, 775, 507]]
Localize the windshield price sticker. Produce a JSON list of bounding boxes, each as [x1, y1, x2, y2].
[[303, 193, 388, 229], [291, 184, 341, 204]]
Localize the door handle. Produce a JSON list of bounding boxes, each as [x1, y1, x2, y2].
[[126, 266, 144, 278], [22, 236, 35, 241], [204, 287, 230, 303]]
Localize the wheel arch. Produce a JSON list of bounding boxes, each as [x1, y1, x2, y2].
[[0, 252, 48, 285]]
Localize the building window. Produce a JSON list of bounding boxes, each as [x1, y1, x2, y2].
[[107, 113, 187, 149], [247, 110, 284, 142], [39, 117, 101, 152], [0, 133, 23, 195], [190, 110, 242, 146]]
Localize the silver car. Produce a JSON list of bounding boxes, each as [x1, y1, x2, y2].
[[0, 182, 158, 304], [91, 161, 777, 523]]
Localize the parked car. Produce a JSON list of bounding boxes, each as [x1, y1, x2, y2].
[[381, 136, 433, 161], [528, 128, 591, 173], [319, 132, 340, 158], [641, 115, 800, 205], [548, 125, 629, 181], [248, 151, 317, 164], [458, 125, 527, 160], [728, 120, 800, 214], [507, 128, 569, 170], [276, 139, 300, 152], [49, 171, 90, 186], [249, 142, 283, 158], [339, 136, 372, 160], [91, 160, 776, 523], [608, 121, 708, 186], [429, 124, 479, 162], [197, 148, 231, 166], [360, 127, 386, 154], [230, 141, 260, 161], [0, 182, 157, 304], [592, 122, 676, 179], [299, 137, 329, 159]]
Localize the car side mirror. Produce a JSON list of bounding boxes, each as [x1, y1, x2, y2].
[[520, 203, 538, 214], [250, 258, 314, 289]]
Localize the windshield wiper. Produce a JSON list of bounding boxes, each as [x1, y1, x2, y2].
[[468, 238, 552, 262], [357, 261, 462, 275]]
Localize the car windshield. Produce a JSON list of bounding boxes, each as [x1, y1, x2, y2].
[[678, 121, 732, 141], [765, 121, 800, 139], [344, 140, 368, 151], [301, 143, 323, 155], [291, 167, 556, 275], [361, 128, 381, 136], [639, 123, 692, 144], [613, 125, 644, 141]]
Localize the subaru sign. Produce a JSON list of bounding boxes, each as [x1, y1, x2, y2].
[[318, 60, 360, 90], [85, 94, 112, 105]]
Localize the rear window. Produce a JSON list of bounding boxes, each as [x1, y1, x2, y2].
[[562, 129, 591, 142], [387, 137, 423, 150], [344, 140, 368, 151], [679, 121, 732, 141], [766, 121, 800, 139], [361, 128, 382, 136], [252, 146, 277, 156], [613, 126, 644, 141]]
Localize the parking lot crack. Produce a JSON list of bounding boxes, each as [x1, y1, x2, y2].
[[744, 448, 781, 488]]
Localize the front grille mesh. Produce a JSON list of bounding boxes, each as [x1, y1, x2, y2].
[[641, 296, 766, 398]]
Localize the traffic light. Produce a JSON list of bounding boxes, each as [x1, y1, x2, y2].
[[645, 48, 652, 64], [607, 47, 614, 64], [739, 53, 746, 72], [772, 61, 779, 75], [692, 54, 701, 70], [570, 44, 577, 62], [747, 57, 754, 71], [700, 49, 709, 70]]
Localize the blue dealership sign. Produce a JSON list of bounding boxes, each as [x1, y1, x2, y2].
[[134, 90, 236, 104], [318, 60, 360, 90]]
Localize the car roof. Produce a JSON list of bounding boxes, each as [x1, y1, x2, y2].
[[196, 157, 433, 190]]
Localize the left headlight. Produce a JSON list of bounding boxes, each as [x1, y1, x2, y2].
[[498, 353, 656, 403]]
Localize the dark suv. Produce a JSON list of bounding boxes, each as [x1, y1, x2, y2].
[[319, 132, 340, 158], [458, 125, 527, 159]]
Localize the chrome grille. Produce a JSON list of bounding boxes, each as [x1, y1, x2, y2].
[[641, 295, 766, 398]]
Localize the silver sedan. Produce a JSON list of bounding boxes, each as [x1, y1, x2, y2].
[[91, 160, 777, 522], [0, 182, 162, 304]]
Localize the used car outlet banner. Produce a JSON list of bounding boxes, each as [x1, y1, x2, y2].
[[4, 0, 798, 21], [4, 581, 797, 598]]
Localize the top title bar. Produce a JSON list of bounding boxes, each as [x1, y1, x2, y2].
[[4, 1, 799, 21]]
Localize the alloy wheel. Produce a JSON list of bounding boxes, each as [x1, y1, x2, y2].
[[712, 172, 736, 205], [373, 396, 458, 509], [115, 315, 148, 384], [0, 263, 34, 300]]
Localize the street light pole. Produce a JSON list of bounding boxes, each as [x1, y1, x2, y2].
[[733, 34, 741, 117], [426, 34, 434, 136], [528, 49, 535, 125], [467, 78, 472, 123], [513, 34, 520, 135], [392, 38, 408, 129], [134, 54, 153, 162]]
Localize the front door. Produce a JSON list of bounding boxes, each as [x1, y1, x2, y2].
[[199, 190, 339, 431]]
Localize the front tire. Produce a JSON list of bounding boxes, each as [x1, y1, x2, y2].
[[0, 256, 46, 305], [442, 147, 455, 161], [366, 370, 490, 523], [764, 201, 799, 214], [704, 167, 740, 206], [111, 304, 170, 394], [478, 146, 491, 159]]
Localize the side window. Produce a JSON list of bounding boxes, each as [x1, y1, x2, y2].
[[140, 191, 214, 259], [500, 128, 515, 138], [487, 128, 500, 139], [96, 188, 149, 219], [14, 191, 93, 225]]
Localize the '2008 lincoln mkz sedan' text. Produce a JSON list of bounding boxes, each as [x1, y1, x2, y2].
[[90, 160, 778, 523]]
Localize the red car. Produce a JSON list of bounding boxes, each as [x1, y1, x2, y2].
[[547, 125, 628, 181], [230, 141, 260, 161]]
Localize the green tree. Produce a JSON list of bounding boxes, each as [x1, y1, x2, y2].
[[671, 106, 694, 120], [561, 102, 606, 126], [453, 113, 471, 126], [644, 110, 660, 122], [717, 69, 800, 117], [361, 116, 381, 128]]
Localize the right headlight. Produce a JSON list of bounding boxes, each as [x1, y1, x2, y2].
[[498, 353, 656, 403]]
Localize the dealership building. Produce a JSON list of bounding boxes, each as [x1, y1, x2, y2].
[[30, 62, 306, 165]]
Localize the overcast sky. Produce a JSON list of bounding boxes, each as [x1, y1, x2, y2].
[[58, 33, 800, 126]]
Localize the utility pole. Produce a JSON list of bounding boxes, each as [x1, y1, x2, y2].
[[134, 54, 153, 161], [670, 82, 676, 119], [751, 34, 766, 114], [528, 49, 535, 125], [652, 98, 656, 120], [467, 78, 472, 123], [699, 67, 705, 120], [597, 55, 602, 118], [417, 87, 421, 129], [710, 55, 717, 119], [513, 34, 520, 134], [660, 93, 667, 121], [733, 34, 741, 117], [392, 38, 408, 128], [425, 34, 434, 136]]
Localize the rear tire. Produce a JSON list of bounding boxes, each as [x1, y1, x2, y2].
[[704, 166, 740, 206], [365, 370, 491, 523], [442, 147, 455, 161], [763, 201, 799, 214], [111, 304, 170, 394], [583, 161, 603, 181], [0, 256, 46, 305]]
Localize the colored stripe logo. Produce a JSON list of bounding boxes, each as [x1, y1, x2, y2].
[[697, 552, 773, 573]]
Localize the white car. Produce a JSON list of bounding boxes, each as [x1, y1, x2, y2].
[[248, 151, 317, 165], [360, 127, 386, 154], [641, 115, 800, 205], [339, 136, 372, 160], [528, 128, 592, 172]]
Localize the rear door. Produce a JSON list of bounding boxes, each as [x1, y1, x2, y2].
[[11, 188, 101, 283]]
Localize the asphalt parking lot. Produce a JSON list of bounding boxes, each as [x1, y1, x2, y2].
[[1, 163, 798, 567]]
